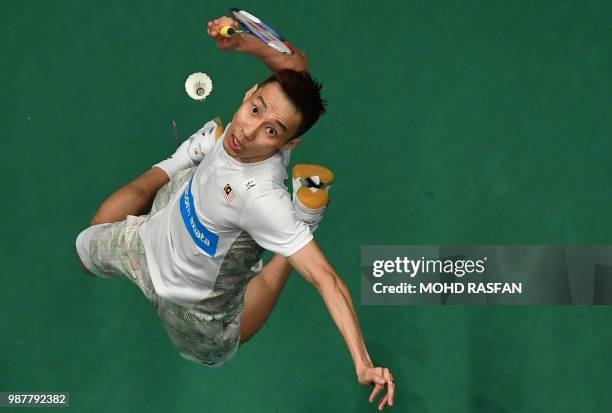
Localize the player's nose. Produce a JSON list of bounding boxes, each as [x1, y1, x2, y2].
[[242, 122, 258, 141]]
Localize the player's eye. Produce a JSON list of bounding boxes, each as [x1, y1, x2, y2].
[[251, 105, 258, 114], [266, 127, 277, 136]]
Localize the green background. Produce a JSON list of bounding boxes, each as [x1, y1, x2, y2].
[[2, 0, 611, 412]]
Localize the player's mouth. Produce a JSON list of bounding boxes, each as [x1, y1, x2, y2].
[[228, 132, 241, 152]]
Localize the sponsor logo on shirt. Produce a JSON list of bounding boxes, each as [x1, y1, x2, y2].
[[180, 177, 219, 257], [223, 184, 235, 205], [243, 178, 256, 191]]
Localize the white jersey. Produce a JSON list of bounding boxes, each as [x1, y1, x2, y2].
[[139, 123, 312, 306]]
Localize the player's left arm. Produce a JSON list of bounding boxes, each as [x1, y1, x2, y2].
[[207, 16, 308, 72], [287, 240, 396, 410], [90, 115, 223, 225]]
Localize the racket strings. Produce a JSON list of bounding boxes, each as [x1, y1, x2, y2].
[[232, 8, 292, 55]]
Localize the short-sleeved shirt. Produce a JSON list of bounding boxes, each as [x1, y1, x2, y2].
[[139, 123, 312, 305]]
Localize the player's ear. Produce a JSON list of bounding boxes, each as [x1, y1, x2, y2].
[[281, 136, 301, 150], [243, 84, 258, 102]]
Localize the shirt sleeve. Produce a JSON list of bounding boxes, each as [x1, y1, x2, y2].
[[240, 189, 313, 257], [189, 119, 222, 157]]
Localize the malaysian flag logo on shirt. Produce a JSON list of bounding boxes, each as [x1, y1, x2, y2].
[[223, 184, 235, 205]]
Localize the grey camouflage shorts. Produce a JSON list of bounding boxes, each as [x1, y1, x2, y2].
[[76, 168, 261, 367]]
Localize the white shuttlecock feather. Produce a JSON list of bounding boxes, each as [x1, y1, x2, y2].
[[185, 72, 213, 101]]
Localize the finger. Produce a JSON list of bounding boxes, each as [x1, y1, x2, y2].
[[378, 394, 389, 411], [382, 369, 395, 406], [218, 38, 236, 50], [368, 384, 382, 402], [374, 374, 387, 386], [387, 381, 395, 406], [219, 16, 235, 27], [211, 19, 224, 33], [366, 368, 385, 384], [369, 383, 384, 402], [209, 23, 218, 36], [220, 38, 233, 47], [213, 17, 229, 32]]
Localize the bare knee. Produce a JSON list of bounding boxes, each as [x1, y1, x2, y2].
[[90, 214, 109, 226], [239, 310, 259, 347]]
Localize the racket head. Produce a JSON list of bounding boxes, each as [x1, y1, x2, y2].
[[230, 8, 293, 55]]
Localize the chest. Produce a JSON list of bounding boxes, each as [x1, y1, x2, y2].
[[191, 164, 256, 230]]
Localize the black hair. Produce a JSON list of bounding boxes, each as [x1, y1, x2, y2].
[[260, 69, 326, 139]]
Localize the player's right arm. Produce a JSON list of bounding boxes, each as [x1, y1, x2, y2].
[[287, 240, 396, 410], [241, 194, 395, 410], [206, 16, 308, 72]]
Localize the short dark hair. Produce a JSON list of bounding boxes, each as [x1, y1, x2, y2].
[[260, 69, 326, 139]]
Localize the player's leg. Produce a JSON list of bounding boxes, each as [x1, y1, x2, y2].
[[76, 167, 171, 274], [239, 164, 334, 345], [76, 165, 198, 276], [90, 167, 170, 225], [239, 255, 292, 345], [75, 215, 149, 280], [78, 135, 210, 273]]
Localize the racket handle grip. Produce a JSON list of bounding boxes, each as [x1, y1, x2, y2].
[[219, 26, 236, 38]]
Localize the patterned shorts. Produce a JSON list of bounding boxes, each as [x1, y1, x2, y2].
[[76, 168, 258, 367]]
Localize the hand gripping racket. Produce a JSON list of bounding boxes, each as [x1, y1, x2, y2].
[[219, 7, 293, 55]]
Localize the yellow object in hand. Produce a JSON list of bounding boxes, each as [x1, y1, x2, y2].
[[219, 26, 237, 38]]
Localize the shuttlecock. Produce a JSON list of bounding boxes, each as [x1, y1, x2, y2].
[[185, 72, 213, 101]]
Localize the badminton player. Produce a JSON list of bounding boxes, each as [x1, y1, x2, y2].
[[76, 15, 395, 410]]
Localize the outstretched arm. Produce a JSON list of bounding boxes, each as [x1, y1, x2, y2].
[[287, 240, 396, 410], [207, 16, 308, 72]]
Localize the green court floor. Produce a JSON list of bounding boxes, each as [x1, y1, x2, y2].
[[1, 1, 611, 412]]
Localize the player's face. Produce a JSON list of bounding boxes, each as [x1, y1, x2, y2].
[[224, 82, 302, 163]]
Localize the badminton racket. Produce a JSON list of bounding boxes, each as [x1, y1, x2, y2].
[[219, 8, 293, 55]]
